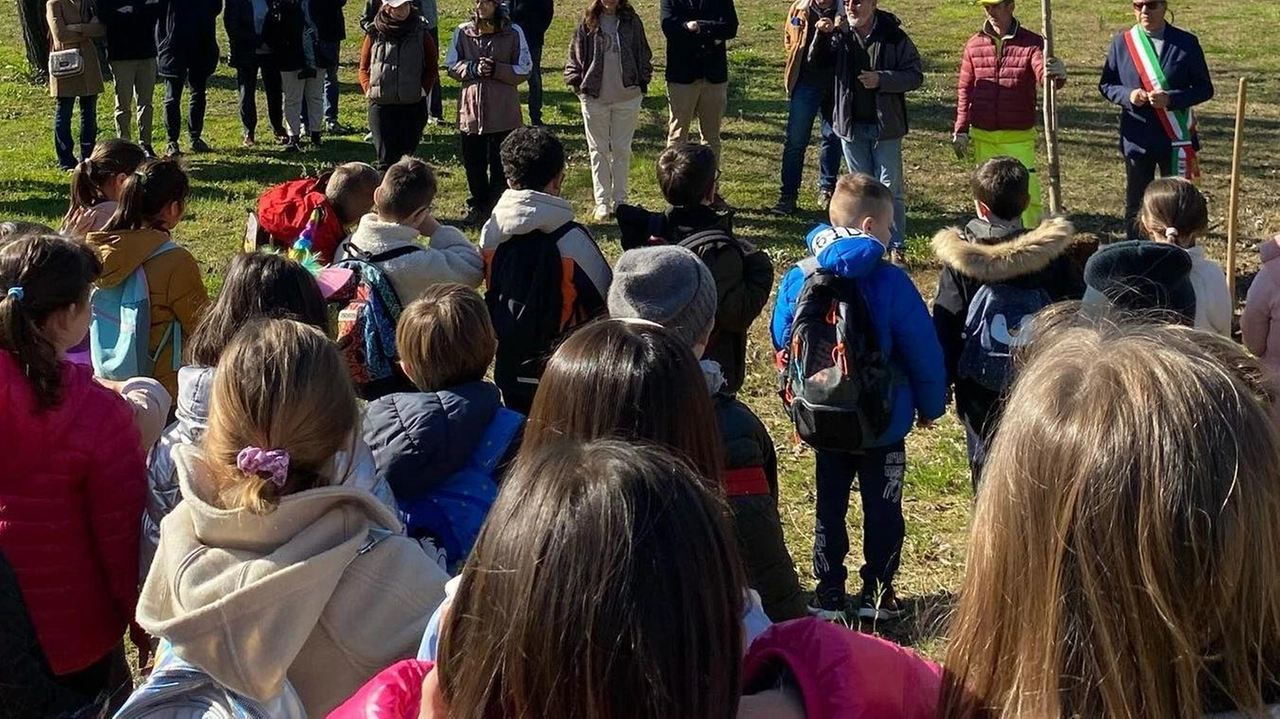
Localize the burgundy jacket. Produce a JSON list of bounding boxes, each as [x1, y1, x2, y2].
[[954, 22, 1046, 134]]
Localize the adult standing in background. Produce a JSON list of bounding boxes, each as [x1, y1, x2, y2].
[[307, 0, 351, 134], [1099, 0, 1212, 239], [46, 0, 106, 171], [99, 0, 161, 158], [660, 0, 737, 208], [831, 0, 921, 266], [362, 0, 442, 123], [225, 0, 287, 147], [156, 0, 223, 157], [265, 0, 325, 151], [509, 0, 554, 125], [953, 0, 1067, 229]]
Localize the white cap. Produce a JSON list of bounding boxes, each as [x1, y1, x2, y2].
[[384, 0, 413, 7]]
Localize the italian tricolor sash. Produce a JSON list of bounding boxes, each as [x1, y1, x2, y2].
[[1123, 25, 1200, 181]]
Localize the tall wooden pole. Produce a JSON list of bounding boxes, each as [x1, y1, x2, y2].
[[1041, 0, 1063, 214], [1227, 77, 1248, 314]]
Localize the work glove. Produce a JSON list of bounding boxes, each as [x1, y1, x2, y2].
[[952, 132, 970, 159], [1045, 56, 1067, 81]]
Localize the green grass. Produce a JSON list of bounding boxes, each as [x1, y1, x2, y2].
[[3, 0, 1279, 653]]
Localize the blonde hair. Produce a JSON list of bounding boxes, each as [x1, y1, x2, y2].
[[396, 283, 496, 391], [829, 173, 893, 229], [201, 319, 359, 514], [940, 316, 1280, 718]]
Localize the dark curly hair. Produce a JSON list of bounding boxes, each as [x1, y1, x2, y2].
[[500, 126, 566, 192]]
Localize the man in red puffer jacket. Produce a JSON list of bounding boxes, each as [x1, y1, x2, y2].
[[953, 0, 1066, 228]]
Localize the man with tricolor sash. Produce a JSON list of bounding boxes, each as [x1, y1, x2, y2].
[[1100, 0, 1213, 239]]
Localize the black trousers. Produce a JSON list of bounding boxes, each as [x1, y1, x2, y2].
[[234, 54, 285, 139], [162, 71, 210, 143], [427, 26, 444, 120], [460, 130, 511, 210], [812, 441, 906, 595], [525, 37, 544, 124], [1124, 151, 1169, 240], [369, 99, 427, 171]]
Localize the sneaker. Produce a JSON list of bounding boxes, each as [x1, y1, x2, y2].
[[325, 120, 354, 135], [429, 116, 448, 127], [190, 137, 211, 153], [283, 138, 301, 153], [140, 143, 157, 159], [310, 132, 323, 148], [807, 587, 849, 621], [363, 131, 374, 143], [857, 584, 906, 622], [889, 247, 908, 268], [593, 205, 611, 222], [242, 133, 255, 148], [817, 188, 833, 211], [462, 204, 487, 227], [769, 195, 797, 216], [164, 141, 183, 158], [275, 132, 291, 145]]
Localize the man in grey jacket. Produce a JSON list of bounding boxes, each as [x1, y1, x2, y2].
[[832, 0, 922, 265]]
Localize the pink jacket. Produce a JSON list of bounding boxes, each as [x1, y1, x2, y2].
[[328, 660, 440, 718], [743, 618, 942, 719], [1243, 237, 1280, 377]]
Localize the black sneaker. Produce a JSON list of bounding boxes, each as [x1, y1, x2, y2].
[[190, 137, 212, 153], [462, 204, 487, 227], [283, 138, 301, 153], [769, 195, 797, 216], [857, 584, 906, 622], [164, 141, 183, 158], [325, 120, 354, 135], [141, 143, 157, 159], [818, 187, 833, 211], [806, 587, 849, 621], [310, 132, 323, 148]]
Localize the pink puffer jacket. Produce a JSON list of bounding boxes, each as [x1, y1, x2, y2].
[[328, 660, 438, 718]]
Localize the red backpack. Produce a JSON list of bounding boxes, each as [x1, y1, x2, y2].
[[254, 174, 347, 263]]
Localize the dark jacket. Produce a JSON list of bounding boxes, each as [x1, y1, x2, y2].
[[832, 10, 922, 142], [1099, 23, 1213, 159], [310, 0, 346, 42], [223, 0, 266, 68], [156, 0, 222, 78], [931, 216, 1082, 435], [660, 0, 738, 84], [263, 0, 317, 72], [99, 0, 160, 61], [509, 0, 553, 43], [564, 11, 654, 99]]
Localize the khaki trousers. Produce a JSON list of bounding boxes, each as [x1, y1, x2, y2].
[[666, 79, 728, 159], [110, 58, 157, 144]]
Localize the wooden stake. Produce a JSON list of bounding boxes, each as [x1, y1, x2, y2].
[[1227, 77, 1247, 314], [1041, 0, 1063, 214]]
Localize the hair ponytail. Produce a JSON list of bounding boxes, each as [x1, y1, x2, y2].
[[1140, 177, 1209, 248], [67, 139, 147, 217], [104, 157, 191, 233], [0, 236, 103, 411]]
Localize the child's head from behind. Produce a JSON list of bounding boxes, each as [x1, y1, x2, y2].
[[526, 320, 723, 485], [202, 319, 359, 514], [829, 173, 895, 246], [375, 156, 438, 226], [325, 162, 382, 227], [396, 282, 496, 392], [971, 156, 1030, 223], [0, 235, 102, 410], [500, 127, 566, 195], [0, 221, 56, 246], [104, 158, 191, 233], [607, 245, 718, 353], [657, 143, 718, 208], [70, 139, 147, 211], [438, 439, 746, 719], [1141, 177, 1209, 248], [187, 252, 328, 367], [941, 317, 1280, 718]]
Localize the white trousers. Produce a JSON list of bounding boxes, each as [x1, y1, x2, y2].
[[581, 94, 643, 209], [281, 71, 324, 138]]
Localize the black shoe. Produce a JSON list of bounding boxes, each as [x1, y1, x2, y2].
[[275, 132, 292, 146], [769, 195, 797, 216], [283, 138, 301, 153], [818, 187, 833, 211], [190, 137, 212, 153], [310, 132, 323, 148], [325, 120, 354, 135], [857, 583, 906, 622], [165, 141, 183, 158], [462, 204, 488, 227], [807, 587, 849, 621], [141, 143, 158, 159], [428, 116, 448, 127]]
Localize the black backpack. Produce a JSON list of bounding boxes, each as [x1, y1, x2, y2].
[[779, 258, 894, 452], [485, 224, 581, 413]]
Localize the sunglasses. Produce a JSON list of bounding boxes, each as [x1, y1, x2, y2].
[[1133, 1, 1165, 9]]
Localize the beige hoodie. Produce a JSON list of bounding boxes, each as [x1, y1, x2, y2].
[[137, 445, 448, 717]]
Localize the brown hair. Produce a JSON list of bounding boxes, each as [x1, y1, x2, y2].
[[971, 156, 1030, 222], [1141, 177, 1210, 248], [376, 156, 438, 223], [524, 320, 723, 487], [396, 282, 496, 391], [657, 143, 718, 208], [325, 162, 382, 226], [438, 439, 746, 719], [0, 235, 102, 411], [201, 319, 360, 514], [940, 317, 1280, 718], [828, 173, 893, 229], [582, 0, 637, 31], [104, 158, 191, 232], [68, 139, 147, 217]]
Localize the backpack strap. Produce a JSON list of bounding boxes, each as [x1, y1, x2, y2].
[[339, 241, 427, 264], [678, 228, 738, 255], [146, 240, 184, 373], [797, 256, 822, 277]]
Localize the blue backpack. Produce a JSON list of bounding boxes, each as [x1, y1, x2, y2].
[[399, 408, 524, 574], [956, 283, 1051, 392], [91, 241, 182, 381]]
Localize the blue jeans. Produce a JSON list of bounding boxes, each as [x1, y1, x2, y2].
[[840, 122, 906, 249], [781, 78, 841, 197], [54, 95, 98, 169]]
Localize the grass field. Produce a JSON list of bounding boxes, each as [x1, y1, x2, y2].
[[2, 0, 1279, 653]]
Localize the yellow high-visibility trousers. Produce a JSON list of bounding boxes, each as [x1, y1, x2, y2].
[[970, 127, 1042, 228]]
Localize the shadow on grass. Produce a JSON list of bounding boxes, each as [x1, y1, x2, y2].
[[858, 589, 955, 649]]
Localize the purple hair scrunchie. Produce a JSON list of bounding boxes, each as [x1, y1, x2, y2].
[[236, 447, 291, 488]]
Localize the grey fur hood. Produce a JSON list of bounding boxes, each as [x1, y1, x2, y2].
[[931, 216, 1076, 285]]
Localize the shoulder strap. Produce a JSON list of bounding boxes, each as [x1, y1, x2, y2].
[[798, 256, 822, 277], [340, 241, 427, 264], [679, 228, 738, 255], [146, 239, 180, 261]]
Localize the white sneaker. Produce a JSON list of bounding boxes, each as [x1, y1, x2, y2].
[[593, 205, 611, 222]]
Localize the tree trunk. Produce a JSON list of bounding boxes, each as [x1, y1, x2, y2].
[[17, 0, 50, 82]]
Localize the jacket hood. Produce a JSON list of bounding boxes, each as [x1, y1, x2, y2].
[[364, 382, 502, 494], [349, 215, 421, 253], [174, 365, 215, 439], [481, 190, 576, 248], [701, 360, 727, 397], [871, 9, 905, 37], [805, 225, 887, 279], [1261, 237, 1280, 265], [137, 444, 406, 702], [932, 216, 1076, 284], [84, 228, 171, 288]]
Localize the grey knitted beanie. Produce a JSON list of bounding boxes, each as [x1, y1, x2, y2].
[[607, 245, 719, 348]]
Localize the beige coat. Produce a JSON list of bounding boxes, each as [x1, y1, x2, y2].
[[137, 445, 449, 717], [47, 0, 106, 98]]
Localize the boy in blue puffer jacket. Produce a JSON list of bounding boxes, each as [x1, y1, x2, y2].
[[364, 282, 524, 574], [771, 173, 946, 622]]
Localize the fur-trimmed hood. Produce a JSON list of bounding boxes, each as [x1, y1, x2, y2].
[[932, 216, 1076, 284]]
